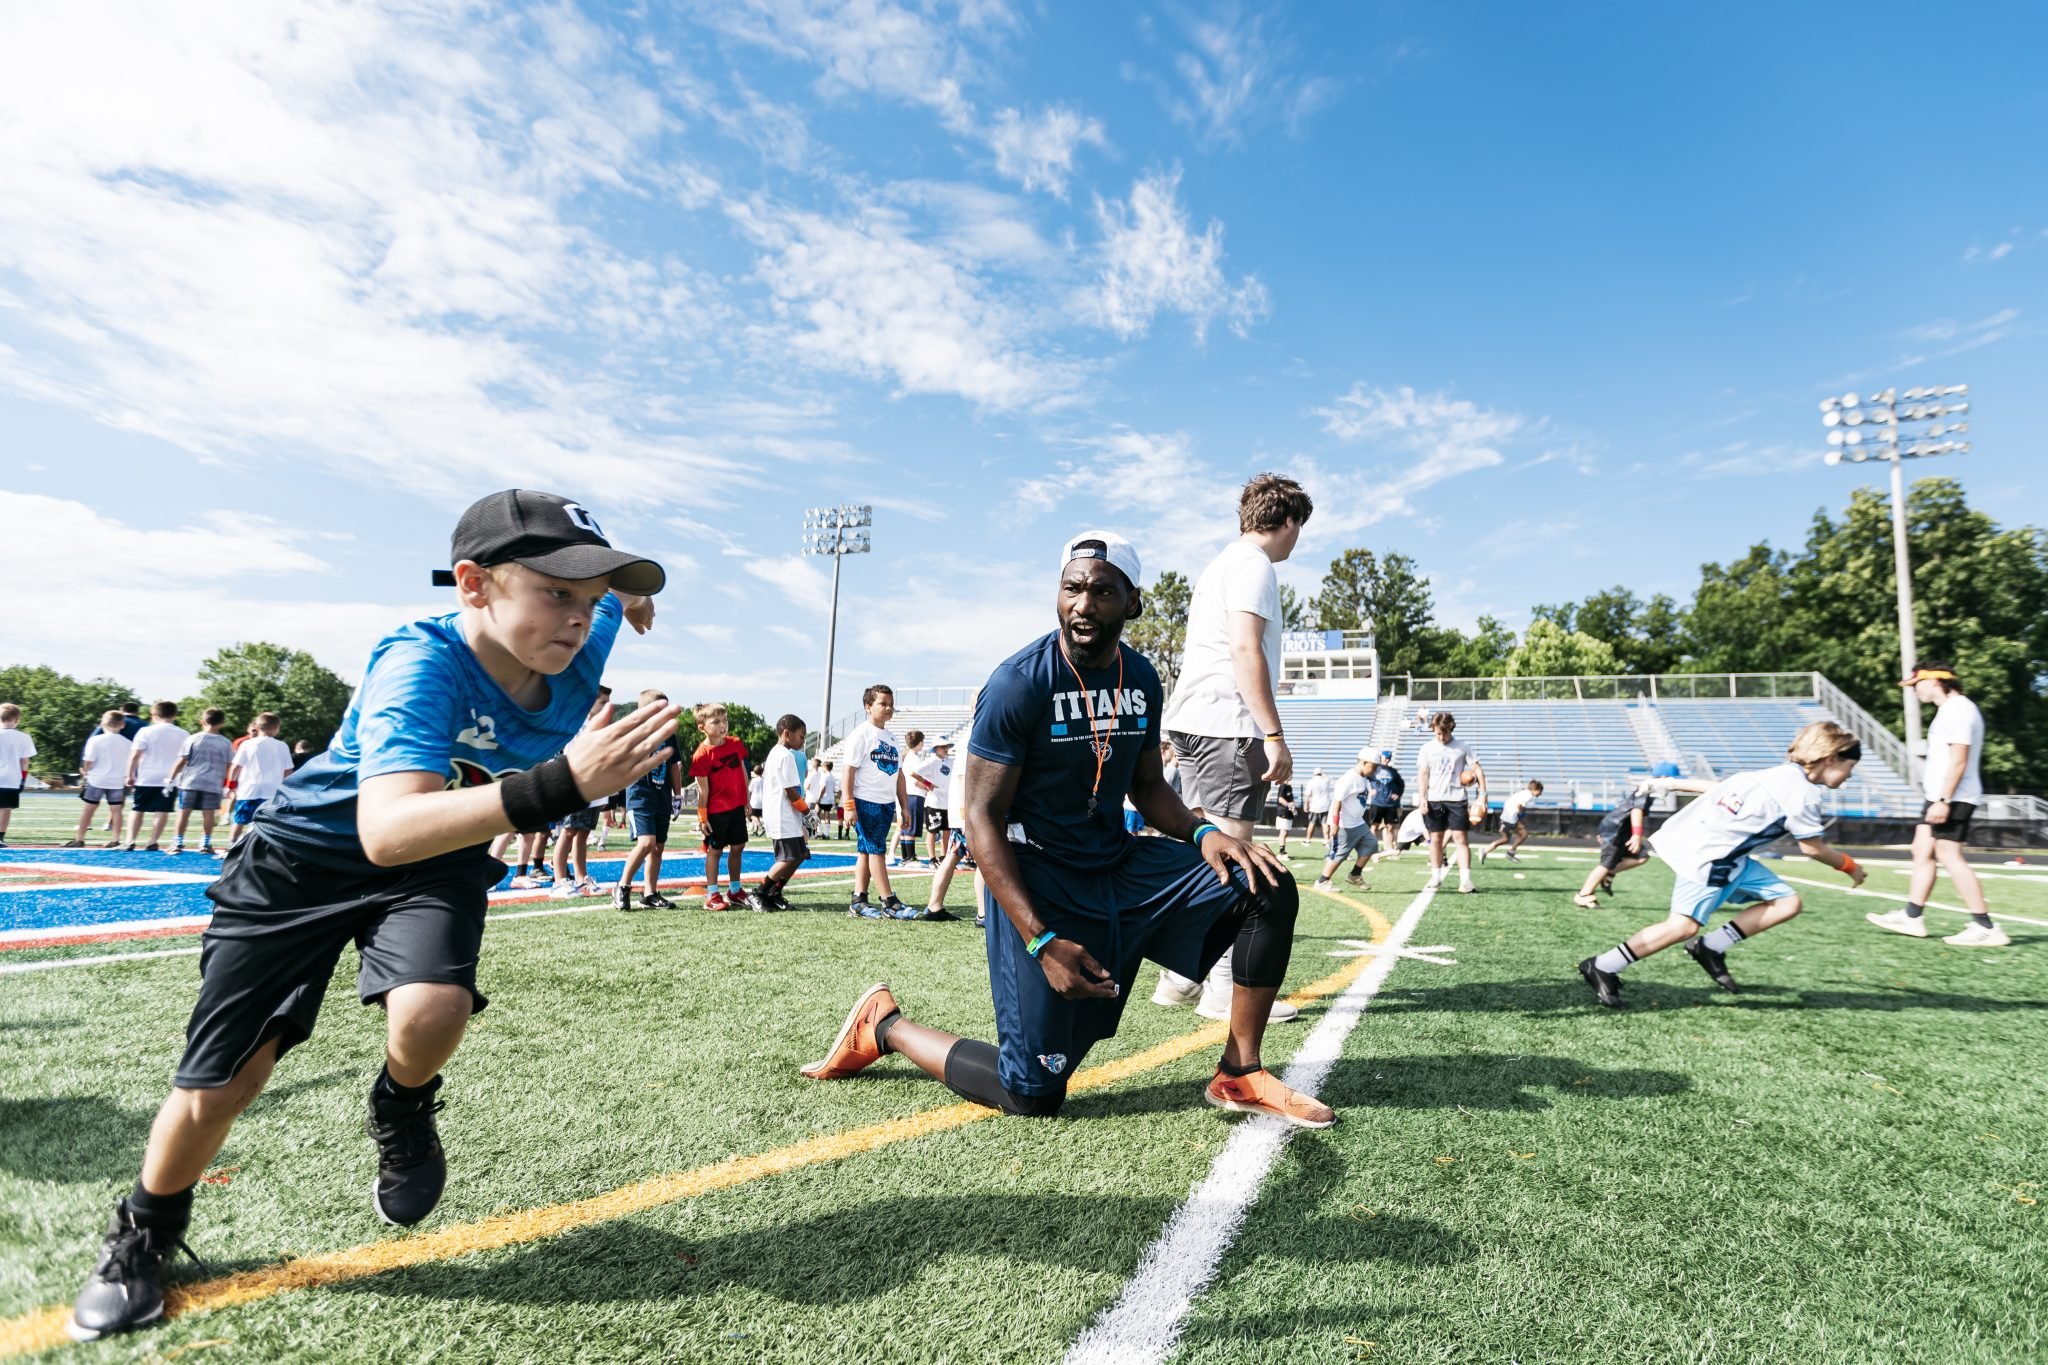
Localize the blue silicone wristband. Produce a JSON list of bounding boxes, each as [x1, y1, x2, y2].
[[1190, 822, 1220, 846], [1026, 931, 1058, 958]]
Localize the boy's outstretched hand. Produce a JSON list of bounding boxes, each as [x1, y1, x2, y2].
[[566, 701, 681, 800], [616, 592, 656, 635]]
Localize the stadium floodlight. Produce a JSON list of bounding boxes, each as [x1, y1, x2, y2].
[[1817, 382, 1971, 782], [801, 504, 874, 755]]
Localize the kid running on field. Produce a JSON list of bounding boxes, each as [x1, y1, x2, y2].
[[614, 688, 682, 912], [840, 684, 912, 919], [690, 703, 754, 910], [65, 489, 669, 1342], [752, 714, 812, 911], [69, 712, 132, 847], [1572, 765, 1708, 909], [1313, 748, 1378, 890], [1576, 722, 1866, 1009], [1480, 779, 1543, 864], [166, 709, 234, 855]]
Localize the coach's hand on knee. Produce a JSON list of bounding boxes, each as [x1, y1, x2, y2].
[[1039, 939, 1119, 1001], [566, 701, 684, 800], [1199, 828, 1287, 889]]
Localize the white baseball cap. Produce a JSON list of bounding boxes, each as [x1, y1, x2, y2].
[[1061, 530, 1142, 589], [932, 734, 954, 749], [1357, 746, 1379, 762]]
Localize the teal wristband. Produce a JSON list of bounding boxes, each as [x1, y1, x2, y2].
[[1026, 931, 1058, 958], [1190, 822, 1219, 846]]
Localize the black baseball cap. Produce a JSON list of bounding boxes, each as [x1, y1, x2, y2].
[[431, 490, 666, 595]]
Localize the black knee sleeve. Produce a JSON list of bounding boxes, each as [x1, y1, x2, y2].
[[942, 1039, 1065, 1117], [1231, 868, 1298, 989]]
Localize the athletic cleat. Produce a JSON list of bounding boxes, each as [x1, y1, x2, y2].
[[576, 878, 599, 896], [1477, 850, 1489, 864], [507, 874, 540, 890], [63, 838, 85, 848], [549, 882, 579, 899], [1865, 909, 1927, 938], [920, 905, 959, 921], [166, 844, 182, 856], [1346, 872, 1365, 887], [884, 896, 921, 920], [65, 1200, 202, 1341], [1685, 938, 1737, 992], [1204, 1068, 1336, 1129], [142, 843, 161, 853], [1578, 957, 1625, 1009], [973, 911, 986, 927], [726, 889, 756, 911], [367, 1077, 447, 1227], [702, 892, 730, 912], [613, 886, 635, 912], [1506, 851, 1521, 863], [1944, 922, 2010, 947], [800, 983, 899, 1079], [1457, 882, 1476, 894], [1572, 893, 1602, 911], [643, 891, 676, 910], [1151, 969, 1203, 1007], [1600, 876, 1616, 896], [849, 897, 887, 920], [1312, 878, 1335, 891], [1196, 988, 1299, 1024]]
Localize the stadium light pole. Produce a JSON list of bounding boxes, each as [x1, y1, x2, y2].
[[1820, 384, 1971, 782], [801, 504, 873, 754]]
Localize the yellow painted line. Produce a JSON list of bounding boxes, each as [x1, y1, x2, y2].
[[2, 894, 1390, 1357]]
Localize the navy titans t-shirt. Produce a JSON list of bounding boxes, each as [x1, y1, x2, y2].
[[969, 632, 1162, 873]]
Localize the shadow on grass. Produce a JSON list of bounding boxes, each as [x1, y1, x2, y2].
[[1376, 975, 2048, 1017], [0, 1016, 83, 1032], [331, 1191, 1474, 1309], [0, 1096, 152, 1181], [1064, 1053, 1690, 1120]]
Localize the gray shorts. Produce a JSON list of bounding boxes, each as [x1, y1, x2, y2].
[[1326, 823, 1377, 862], [1167, 731, 1270, 824], [81, 784, 126, 806]]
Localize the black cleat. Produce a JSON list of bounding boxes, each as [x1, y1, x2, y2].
[[613, 886, 635, 912], [67, 1201, 202, 1341], [368, 1077, 447, 1227], [1578, 957, 1626, 1009], [643, 891, 677, 910], [920, 906, 959, 921], [1685, 938, 1738, 992], [751, 888, 787, 912]]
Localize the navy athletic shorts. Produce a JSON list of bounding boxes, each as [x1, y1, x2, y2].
[[628, 801, 671, 845], [985, 835, 1251, 1100]]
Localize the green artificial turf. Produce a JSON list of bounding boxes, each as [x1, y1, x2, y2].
[[3, 845, 2044, 1364]]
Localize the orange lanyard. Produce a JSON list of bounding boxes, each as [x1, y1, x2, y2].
[[1058, 642, 1124, 816]]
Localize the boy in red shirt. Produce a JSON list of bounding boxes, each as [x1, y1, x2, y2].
[[690, 703, 753, 910]]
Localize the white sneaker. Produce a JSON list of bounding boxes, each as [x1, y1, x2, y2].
[[1458, 881, 1476, 894], [1943, 922, 2010, 947], [1865, 909, 1928, 938], [576, 879, 600, 896], [507, 875, 540, 890], [1312, 878, 1335, 891], [1151, 969, 1203, 1007], [549, 882, 579, 899], [1195, 991, 1300, 1023]]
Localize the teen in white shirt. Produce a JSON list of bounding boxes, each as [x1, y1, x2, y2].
[[70, 712, 133, 847], [225, 725, 295, 849], [123, 708, 191, 850], [0, 705, 35, 846], [1415, 714, 1484, 893]]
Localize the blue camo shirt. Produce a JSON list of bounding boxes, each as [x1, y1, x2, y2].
[[627, 746, 674, 806], [259, 594, 624, 867], [969, 631, 1162, 872]]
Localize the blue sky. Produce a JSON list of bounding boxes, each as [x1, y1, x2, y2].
[[4, 1, 2044, 730]]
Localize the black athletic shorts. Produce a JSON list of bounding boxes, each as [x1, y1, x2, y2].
[[1597, 837, 1638, 870], [1422, 800, 1469, 834], [926, 806, 951, 835], [0, 789, 17, 810], [175, 832, 502, 1089], [772, 836, 811, 864], [133, 785, 178, 814], [702, 805, 748, 850], [1921, 799, 1976, 843]]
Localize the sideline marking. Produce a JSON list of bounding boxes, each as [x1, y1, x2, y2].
[[1778, 873, 2048, 930], [0, 900, 1392, 1356], [1062, 884, 1435, 1365]]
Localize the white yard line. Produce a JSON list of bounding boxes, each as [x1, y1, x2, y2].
[[1778, 873, 2048, 930], [1062, 883, 1438, 1365], [0, 946, 204, 975]]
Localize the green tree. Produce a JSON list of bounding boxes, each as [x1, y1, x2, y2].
[[1311, 549, 1436, 677], [1126, 569, 1193, 694], [0, 665, 134, 780], [183, 643, 352, 750], [1533, 587, 1690, 674], [1506, 618, 1621, 676], [1277, 583, 1311, 631], [1423, 616, 1517, 677]]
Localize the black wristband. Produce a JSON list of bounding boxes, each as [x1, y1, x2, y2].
[[500, 756, 585, 834]]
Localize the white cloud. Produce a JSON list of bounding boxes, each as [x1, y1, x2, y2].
[[1012, 427, 1246, 577], [987, 105, 1107, 197], [1086, 169, 1268, 342], [1898, 307, 2023, 357], [1306, 383, 1531, 526], [0, 491, 331, 581], [1132, 3, 1340, 147], [0, 1, 749, 506], [1679, 441, 1818, 478], [743, 553, 835, 612]]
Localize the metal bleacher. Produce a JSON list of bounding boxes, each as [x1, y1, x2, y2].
[[1382, 700, 1649, 809], [1655, 699, 1919, 817]]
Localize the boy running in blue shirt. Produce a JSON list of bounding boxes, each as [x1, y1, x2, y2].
[[68, 491, 673, 1342]]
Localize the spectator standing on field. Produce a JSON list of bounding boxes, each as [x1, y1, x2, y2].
[[69, 711, 132, 846], [1867, 662, 2009, 947], [898, 730, 930, 866], [118, 702, 144, 742], [1364, 751, 1404, 852], [0, 703, 35, 848], [1155, 472, 1314, 1023], [840, 683, 913, 919], [690, 702, 755, 910], [166, 708, 234, 856], [123, 702, 189, 852], [1303, 767, 1331, 840]]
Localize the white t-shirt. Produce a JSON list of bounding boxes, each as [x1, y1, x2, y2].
[[840, 721, 905, 804], [1162, 540, 1281, 739], [0, 729, 35, 789], [1924, 694, 1985, 803], [761, 744, 805, 840], [229, 735, 295, 803], [1304, 774, 1331, 812], [130, 722, 188, 786], [1649, 762, 1828, 885], [1416, 738, 1477, 803], [748, 774, 764, 809], [1397, 806, 1428, 845], [1327, 769, 1370, 829], [1502, 789, 1536, 822], [916, 751, 955, 809], [803, 761, 828, 803], [82, 732, 133, 790]]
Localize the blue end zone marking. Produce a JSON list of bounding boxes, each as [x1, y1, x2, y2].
[[0, 849, 856, 935]]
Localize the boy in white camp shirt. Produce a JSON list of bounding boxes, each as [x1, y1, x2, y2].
[[839, 684, 912, 919], [752, 715, 813, 912], [1415, 713, 1484, 893], [1578, 722, 1867, 1009], [0, 703, 35, 848], [123, 702, 190, 852], [224, 714, 295, 850], [70, 712, 133, 847]]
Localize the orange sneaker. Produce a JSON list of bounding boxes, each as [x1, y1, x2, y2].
[[799, 983, 899, 1080], [1204, 1068, 1337, 1129]]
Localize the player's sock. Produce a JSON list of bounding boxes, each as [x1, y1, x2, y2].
[[728, 876, 743, 895], [127, 1180, 195, 1228], [1700, 923, 1745, 953], [1904, 902, 1925, 919], [1218, 1058, 1263, 1078], [1593, 943, 1637, 975], [1972, 912, 1996, 929], [872, 1008, 904, 1054], [514, 863, 529, 877], [373, 1066, 439, 1105]]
